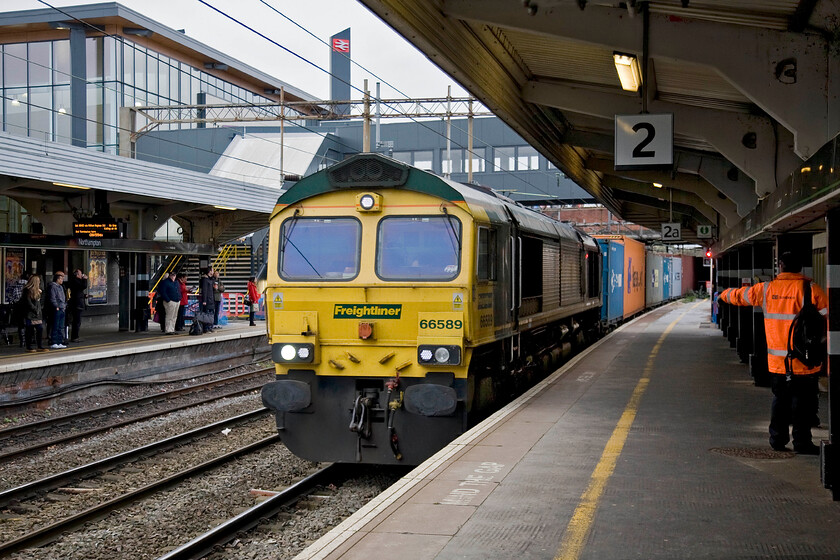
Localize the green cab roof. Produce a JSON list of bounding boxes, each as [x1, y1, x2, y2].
[[276, 153, 465, 207]]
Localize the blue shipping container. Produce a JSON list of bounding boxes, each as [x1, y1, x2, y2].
[[599, 239, 625, 324]]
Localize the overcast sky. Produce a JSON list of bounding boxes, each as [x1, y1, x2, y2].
[[15, 0, 470, 100]]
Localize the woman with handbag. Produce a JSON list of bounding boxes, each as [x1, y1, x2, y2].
[[23, 275, 47, 352], [246, 276, 259, 326]]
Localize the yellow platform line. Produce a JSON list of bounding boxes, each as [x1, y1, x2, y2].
[[555, 301, 703, 560]]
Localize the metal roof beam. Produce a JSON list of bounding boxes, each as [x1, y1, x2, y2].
[[587, 156, 737, 226], [443, 0, 840, 159], [524, 81, 799, 198], [564, 127, 758, 216], [601, 175, 718, 225]]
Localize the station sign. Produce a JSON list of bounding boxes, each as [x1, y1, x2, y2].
[[697, 224, 713, 238], [73, 220, 120, 239], [615, 113, 673, 169], [661, 222, 681, 242]]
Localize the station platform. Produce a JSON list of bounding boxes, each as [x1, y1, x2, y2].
[[0, 318, 269, 406], [297, 301, 839, 560]]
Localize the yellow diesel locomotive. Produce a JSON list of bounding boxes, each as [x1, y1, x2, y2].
[[261, 153, 602, 464]]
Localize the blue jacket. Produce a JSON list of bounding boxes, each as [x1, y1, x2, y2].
[[48, 281, 66, 311], [159, 278, 181, 303]]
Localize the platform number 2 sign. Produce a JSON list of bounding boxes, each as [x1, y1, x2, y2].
[[614, 114, 674, 169]]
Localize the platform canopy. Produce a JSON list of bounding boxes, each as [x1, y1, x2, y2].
[[360, 0, 840, 247], [0, 132, 279, 245]]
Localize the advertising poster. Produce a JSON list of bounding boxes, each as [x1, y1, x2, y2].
[[88, 251, 108, 304], [4, 248, 24, 304]]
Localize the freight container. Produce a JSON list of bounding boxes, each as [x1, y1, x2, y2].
[[597, 238, 624, 325], [595, 235, 645, 320]]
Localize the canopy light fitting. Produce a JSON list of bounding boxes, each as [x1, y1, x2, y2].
[[613, 52, 642, 92], [53, 182, 90, 190]]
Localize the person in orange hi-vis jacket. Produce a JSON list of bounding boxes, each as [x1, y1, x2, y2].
[[719, 251, 827, 455]]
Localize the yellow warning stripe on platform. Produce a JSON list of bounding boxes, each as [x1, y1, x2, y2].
[[555, 301, 702, 560]]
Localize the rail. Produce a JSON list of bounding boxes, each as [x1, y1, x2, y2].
[[157, 464, 340, 560]]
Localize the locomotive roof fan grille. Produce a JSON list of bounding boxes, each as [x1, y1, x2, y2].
[[328, 154, 409, 188]]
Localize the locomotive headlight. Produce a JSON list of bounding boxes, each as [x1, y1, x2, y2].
[[280, 344, 297, 361], [434, 347, 450, 363], [417, 345, 461, 365], [359, 194, 376, 209], [274, 343, 315, 363], [356, 192, 381, 212]]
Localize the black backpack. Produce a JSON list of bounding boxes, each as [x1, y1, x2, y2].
[[785, 281, 826, 372]]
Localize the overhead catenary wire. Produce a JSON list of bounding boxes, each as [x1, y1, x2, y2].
[[197, 0, 568, 200], [255, 0, 585, 201], [32, 0, 590, 204], [29, 0, 366, 172]]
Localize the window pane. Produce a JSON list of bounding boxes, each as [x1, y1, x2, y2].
[[146, 53, 158, 95], [29, 87, 51, 139], [134, 46, 146, 90], [29, 42, 51, 86], [5, 87, 27, 134], [4, 44, 27, 88], [104, 83, 117, 145], [51, 40, 71, 85], [477, 227, 496, 280], [87, 83, 103, 145], [494, 147, 515, 172], [518, 146, 539, 170], [279, 218, 360, 280], [414, 150, 433, 170], [170, 63, 180, 103], [466, 147, 485, 173], [158, 56, 169, 100], [86, 37, 103, 81], [104, 37, 117, 81], [377, 216, 461, 281], [441, 148, 463, 174], [54, 85, 71, 143], [123, 43, 133, 86]]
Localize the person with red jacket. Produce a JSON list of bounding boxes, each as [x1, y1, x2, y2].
[[175, 273, 189, 332], [246, 276, 259, 327], [719, 252, 827, 454]]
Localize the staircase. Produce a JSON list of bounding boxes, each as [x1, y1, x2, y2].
[[177, 244, 253, 295]]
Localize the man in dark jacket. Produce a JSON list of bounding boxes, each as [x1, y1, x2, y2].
[[47, 271, 67, 349], [159, 271, 181, 334], [65, 268, 88, 343], [199, 267, 216, 333]]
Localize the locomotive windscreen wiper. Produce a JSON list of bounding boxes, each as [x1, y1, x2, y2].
[[441, 207, 461, 256], [281, 211, 323, 278]]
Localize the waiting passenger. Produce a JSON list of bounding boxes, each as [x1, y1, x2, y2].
[[47, 271, 67, 349], [22, 275, 46, 353], [158, 271, 181, 335], [175, 273, 188, 331], [719, 252, 826, 454], [212, 270, 225, 329], [66, 268, 88, 343], [246, 276, 259, 327], [199, 268, 215, 334]]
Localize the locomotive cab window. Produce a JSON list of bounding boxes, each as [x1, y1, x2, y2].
[[376, 216, 461, 281], [278, 217, 361, 281]]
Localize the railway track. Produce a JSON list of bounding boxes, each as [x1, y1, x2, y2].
[[0, 409, 275, 556], [0, 368, 272, 461], [158, 464, 341, 560]]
